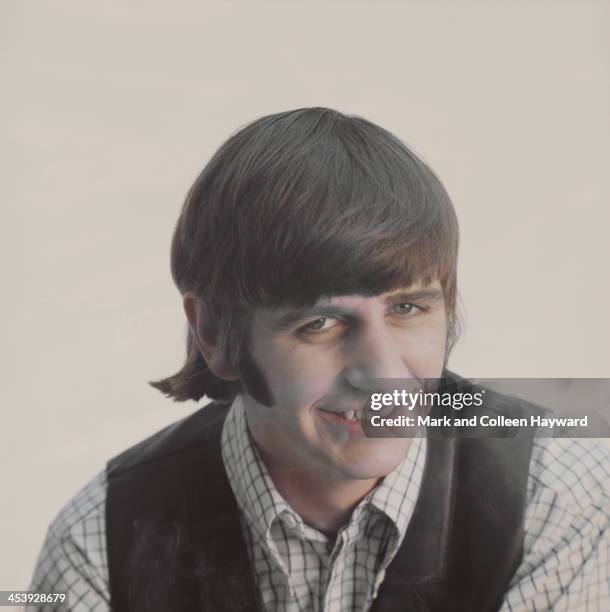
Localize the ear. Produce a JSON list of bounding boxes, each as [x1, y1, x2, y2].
[[182, 293, 238, 381]]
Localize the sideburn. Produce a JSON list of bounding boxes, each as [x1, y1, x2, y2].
[[237, 346, 275, 407]]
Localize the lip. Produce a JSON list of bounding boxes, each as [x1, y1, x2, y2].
[[316, 407, 366, 437]]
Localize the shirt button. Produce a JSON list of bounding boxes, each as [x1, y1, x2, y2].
[[283, 513, 297, 529]]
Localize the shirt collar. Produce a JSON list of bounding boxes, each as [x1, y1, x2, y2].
[[368, 435, 426, 540]]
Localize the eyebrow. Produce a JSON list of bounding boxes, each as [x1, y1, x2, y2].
[[266, 288, 444, 332], [381, 288, 444, 305]]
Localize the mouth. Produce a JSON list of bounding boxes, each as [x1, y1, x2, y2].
[[316, 406, 366, 434]]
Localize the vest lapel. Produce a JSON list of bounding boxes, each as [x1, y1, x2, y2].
[[370, 435, 458, 612], [371, 428, 532, 612], [180, 413, 262, 612]]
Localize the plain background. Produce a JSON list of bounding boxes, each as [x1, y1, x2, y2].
[[2, 0, 609, 593]]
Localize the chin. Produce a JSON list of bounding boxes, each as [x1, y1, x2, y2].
[[338, 444, 408, 480]]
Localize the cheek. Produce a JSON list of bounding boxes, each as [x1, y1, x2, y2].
[[399, 320, 448, 378], [255, 342, 343, 413]]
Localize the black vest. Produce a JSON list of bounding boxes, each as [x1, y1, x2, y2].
[[106, 380, 542, 612]]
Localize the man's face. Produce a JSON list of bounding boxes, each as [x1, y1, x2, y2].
[[242, 281, 448, 482]]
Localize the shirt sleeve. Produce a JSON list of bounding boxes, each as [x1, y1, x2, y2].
[[28, 471, 110, 612], [500, 437, 610, 611]]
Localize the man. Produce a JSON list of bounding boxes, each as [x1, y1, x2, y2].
[[31, 108, 610, 611]]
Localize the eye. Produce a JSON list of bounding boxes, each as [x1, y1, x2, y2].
[[391, 302, 424, 317], [298, 317, 340, 335]]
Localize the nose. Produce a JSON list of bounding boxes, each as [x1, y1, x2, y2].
[[342, 324, 413, 391]]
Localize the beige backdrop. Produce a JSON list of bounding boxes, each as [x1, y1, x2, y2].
[[2, 0, 609, 593]]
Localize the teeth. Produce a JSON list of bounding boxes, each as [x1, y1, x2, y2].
[[344, 410, 357, 421]]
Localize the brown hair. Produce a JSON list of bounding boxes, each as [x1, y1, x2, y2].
[[150, 108, 460, 403]]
